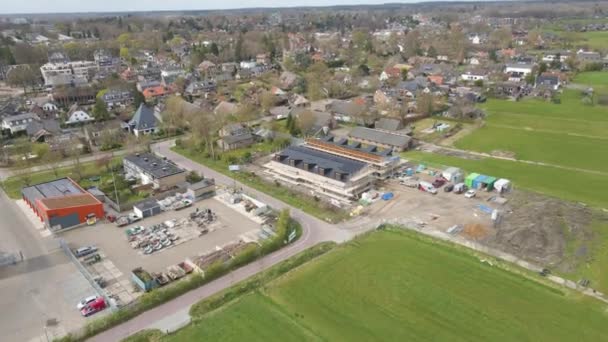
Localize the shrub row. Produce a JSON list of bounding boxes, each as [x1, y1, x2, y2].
[[55, 211, 302, 342]]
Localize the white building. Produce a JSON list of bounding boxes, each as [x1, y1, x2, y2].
[[505, 64, 534, 76], [65, 107, 94, 125], [239, 61, 257, 69], [265, 137, 402, 203], [1, 113, 39, 134], [470, 34, 481, 45], [40, 60, 96, 86], [460, 72, 487, 82]]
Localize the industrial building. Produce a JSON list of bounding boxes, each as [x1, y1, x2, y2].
[[123, 153, 186, 190], [265, 137, 402, 203], [22, 178, 104, 230]]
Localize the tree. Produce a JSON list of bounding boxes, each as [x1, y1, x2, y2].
[[297, 110, 316, 134], [7, 66, 39, 94], [120, 47, 130, 60], [69, 145, 84, 181], [448, 27, 466, 64], [525, 73, 536, 85], [93, 98, 110, 121], [416, 93, 435, 116], [403, 30, 421, 58], [234, 34, 244, 61], [427, 46, 437, 58], [260, 91, 277, 112], [538, 62, 548, 75], [133, 87, 145, 107], [489, 50, 498, 62], [43, 150, 63, 177], [210, 42, 219, 56]]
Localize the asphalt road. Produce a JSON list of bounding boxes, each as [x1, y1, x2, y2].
[[0, 187, 94, 342]]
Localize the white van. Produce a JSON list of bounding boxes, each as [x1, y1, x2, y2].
[[419, 181, 438, 194]]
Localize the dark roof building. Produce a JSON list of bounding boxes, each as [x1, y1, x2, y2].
[[348, 126, 413, 152], [127, 104, 158, 136], [273, 145, 367, 182]]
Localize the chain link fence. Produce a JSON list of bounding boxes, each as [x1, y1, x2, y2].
[[58, 238, 117, 311]]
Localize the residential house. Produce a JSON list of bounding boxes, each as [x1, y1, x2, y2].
[[101, 89, 134, 110], [329, 100, 366, 122], [197, 61, 217, 76], [535, 73, 561, 90], [214, 101, 239, 117], [26, 119, 60, 142], [542, 50, 571, 63], [577, 50, 602, 64], [125, 104, 159, 136], [1, 113, 40, 134], [256, 53, 271, 65], [380, 66, 402, 81], [375, 118, 404, 131], [217, 123, 254, 151], [142, 85, 172, 101], [470, 34, 481, 45], [65, 104, 94, 125], [84, 120, 123, 148], [185, 80, 217, 97], [137, 80, 161, 93], [123, 153, 186, 190], [280, 71, 298, 89], [239, 61, 257, 69], [293, 108, 336, 135], [505, 63, 534, 82], [460, 71, 487, 82]]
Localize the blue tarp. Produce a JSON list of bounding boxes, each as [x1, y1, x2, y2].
[[473, 174, 489, 189], [478, 204, 494, 214], [382, 192, 394, 201]]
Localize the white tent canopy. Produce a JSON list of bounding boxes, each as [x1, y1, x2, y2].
[[494, 178, 511, 193]]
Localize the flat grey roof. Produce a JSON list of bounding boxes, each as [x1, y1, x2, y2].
[[348, 127, 411, 148], [22, 178, 84, 204], [134, 198, 160, 211], [124, 153, 185, 179], [274, 145, 366, 181]]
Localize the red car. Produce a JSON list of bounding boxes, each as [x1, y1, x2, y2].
[[432, 178, 446, 188], [81, 297, 106, 317]]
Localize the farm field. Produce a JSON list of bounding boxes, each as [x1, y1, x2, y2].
[[143, 229, 608, 342], [402, 151, 608, 208], [453, 90, 608, 174], [573, 71, 608, 93]]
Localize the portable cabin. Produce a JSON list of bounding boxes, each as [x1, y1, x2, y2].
[[465, 173, 480, 188]]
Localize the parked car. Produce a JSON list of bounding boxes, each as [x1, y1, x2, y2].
[[464, 190, 477, 198], [432, 178, 446, 188], [419, 181, 438, 194], [453, 182, 467, 194], [80, 297, 106, 317], [76, 295, 99, 310], [399, 176, 419, 188], [74, 245, 98, 257], [444, 184, 454, 192]]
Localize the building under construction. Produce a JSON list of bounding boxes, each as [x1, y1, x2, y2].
[[265, 136, 403, 203]]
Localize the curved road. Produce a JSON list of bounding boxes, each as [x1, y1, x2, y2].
[[89, 140, 361, 342]]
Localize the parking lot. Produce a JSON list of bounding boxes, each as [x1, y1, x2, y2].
[[61, 197, 262, 305]]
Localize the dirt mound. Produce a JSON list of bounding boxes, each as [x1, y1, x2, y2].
[[485, 190, 594, 270], [463, 223, 489, 241]]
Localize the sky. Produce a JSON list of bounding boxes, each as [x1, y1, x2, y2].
[[1, 0, 481, 15]]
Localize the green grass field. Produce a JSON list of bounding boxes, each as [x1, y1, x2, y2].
[[573, 72, 608, 93], [152, 229, 608, 342], [402, 151, 608, 208], [453, 90, 608, 174]]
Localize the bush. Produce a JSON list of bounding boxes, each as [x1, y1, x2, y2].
[[186, 171, 203, 183]]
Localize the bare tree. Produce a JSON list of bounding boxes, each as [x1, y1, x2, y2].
[[43, 150, 63, 178]]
